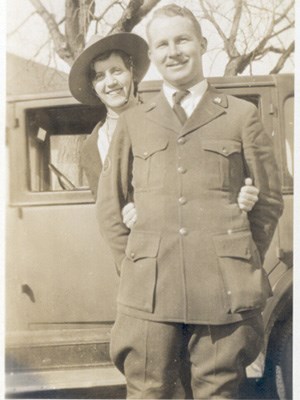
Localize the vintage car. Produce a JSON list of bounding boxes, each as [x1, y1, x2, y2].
[[5, 74, 293, 398]]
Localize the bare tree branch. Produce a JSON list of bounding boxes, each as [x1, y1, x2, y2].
[[247, 0, 293, 21], [228, 0, 243, 45], [65, 0, 95, 60], [26, 0, 294, 76], [255, 45, 289, 61], [110, 0, 161, 33], [139, 0, 162, 16], [195, 0, 294, 76], [32, 38, 51, 59], [199, 0, 228, 44], [269, 40, 294, 74], [29, 0, 73, 65], [94, 0, 122, 22], [268, 21, 295, 40], [7, 11, 36, 37], [273, 0, 294, 25]]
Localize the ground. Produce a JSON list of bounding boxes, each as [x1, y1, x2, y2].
[[6, 379, 279, 399]]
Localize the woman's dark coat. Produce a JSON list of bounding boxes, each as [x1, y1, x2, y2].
[[80, 121, 103, 199]]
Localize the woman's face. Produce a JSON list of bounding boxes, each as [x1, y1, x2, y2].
[[92, 52, 134, 113]]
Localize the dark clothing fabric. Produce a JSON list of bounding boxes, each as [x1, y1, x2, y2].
[[110, 313, 264, 399], [80, 121, 103, 199], [97, 86, 283, 325], [97, 85, 283, 398]]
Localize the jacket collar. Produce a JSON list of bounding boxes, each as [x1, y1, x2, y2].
[[142, 84, 228, 137]]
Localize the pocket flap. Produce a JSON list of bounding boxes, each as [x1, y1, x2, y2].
[[133, 138, 168, 160], [126, 231, 160, 261], [213, 231, 252, 260], [202, 139, 241, 157]]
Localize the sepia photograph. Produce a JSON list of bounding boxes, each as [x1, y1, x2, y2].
[[3, 0, 296, 399]]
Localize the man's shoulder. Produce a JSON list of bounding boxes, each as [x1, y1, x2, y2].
[[122, 93, 162, 120], [211, 88, 256, 113]]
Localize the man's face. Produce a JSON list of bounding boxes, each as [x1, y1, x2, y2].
[[92, 52, 133, 111], [148, 15, 206, 90]]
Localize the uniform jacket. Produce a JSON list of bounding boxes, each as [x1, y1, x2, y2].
[[80, 121, 103, 199], [96, 85, 284, 325]]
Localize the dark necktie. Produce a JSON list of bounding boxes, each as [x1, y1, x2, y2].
[[173, 90, 189, 124]]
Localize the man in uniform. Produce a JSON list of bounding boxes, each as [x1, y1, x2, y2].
[[96, 4, 283, 399]]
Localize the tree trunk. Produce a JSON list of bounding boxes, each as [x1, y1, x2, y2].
[[224, 53, 254, 76], [65, 0, 95, 60]]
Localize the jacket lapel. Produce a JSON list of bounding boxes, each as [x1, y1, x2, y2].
[[143, 91, 182, 133], [180, 85, 228, 138], [142, 87, 228, 137]]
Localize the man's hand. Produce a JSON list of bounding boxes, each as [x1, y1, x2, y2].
[[122, 180, 258, 227], [122, 202, 137, 229], [238, 178, 259, 212]]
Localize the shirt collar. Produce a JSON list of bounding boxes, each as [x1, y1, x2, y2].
[[163, 79, 208, 107]]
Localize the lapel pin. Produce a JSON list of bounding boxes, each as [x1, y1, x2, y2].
[[214, 97, 222, 104]]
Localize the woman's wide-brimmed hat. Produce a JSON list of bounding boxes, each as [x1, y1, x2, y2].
[[68, 32, 150, 105]]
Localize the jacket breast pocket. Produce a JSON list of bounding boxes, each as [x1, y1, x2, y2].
[[202, 139, 243, 190], [213, 231, 273, 314], [132, 138, 168, 192], [118, 231, 161, 313]]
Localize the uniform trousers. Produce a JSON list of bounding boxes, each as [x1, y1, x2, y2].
[[110, 312, 264, 399]]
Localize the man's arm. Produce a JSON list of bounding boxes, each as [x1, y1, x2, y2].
[[96, 115, 132, 274], [242, 103, 284, 261], [122, 179, 259, 230]]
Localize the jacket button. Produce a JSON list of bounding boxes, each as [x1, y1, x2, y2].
[[177, 166, 186, 174], [227, 290, 232, 295], [177, 137, 186, 145], [179, 227, 188, 236], [178, 197, 187, 205], [222, 147, 228, 155], [130, 252, 135, 259], [143, 151, 148, 157]]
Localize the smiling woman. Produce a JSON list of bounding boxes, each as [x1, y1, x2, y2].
[[68, 32, 150, 198], [91, 51, 136, 117]]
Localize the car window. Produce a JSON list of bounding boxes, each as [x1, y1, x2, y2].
[[26, 105, 104, 192]]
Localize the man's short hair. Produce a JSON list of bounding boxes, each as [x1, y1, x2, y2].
[[146, 4, 204, 42]]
